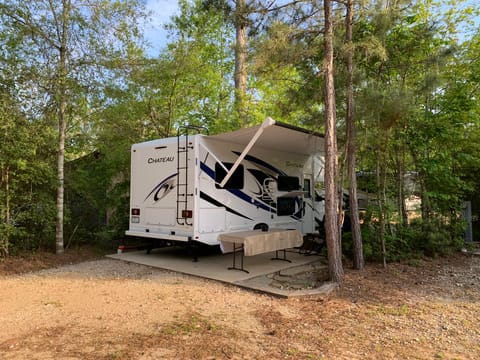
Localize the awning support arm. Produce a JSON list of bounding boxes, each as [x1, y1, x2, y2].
[[219, 117, 275, 188], [199, 142, 229, 173]]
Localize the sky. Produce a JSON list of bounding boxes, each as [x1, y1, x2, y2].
[[144, 0, 179, 55], [142, 0, 479, 55]]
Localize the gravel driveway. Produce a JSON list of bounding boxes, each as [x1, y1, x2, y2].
[[1, 254, 479, 359]]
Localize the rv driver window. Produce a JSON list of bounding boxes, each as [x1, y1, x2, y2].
[[277, 175, 300, 191], [215, 162, 244, 189], [277, 197, 296, 216]]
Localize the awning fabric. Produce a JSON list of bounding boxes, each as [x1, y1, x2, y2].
[[205, 118, 325, 156]]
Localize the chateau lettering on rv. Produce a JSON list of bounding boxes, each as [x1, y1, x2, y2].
[[286, 161, 303, 168], [148, 156, 174, 164]]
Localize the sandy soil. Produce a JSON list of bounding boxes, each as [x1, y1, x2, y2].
[[0, 249, 479, 359]]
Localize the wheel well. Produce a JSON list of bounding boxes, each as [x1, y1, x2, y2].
[[253, 223, 269, 232]]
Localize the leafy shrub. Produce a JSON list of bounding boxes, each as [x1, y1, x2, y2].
[[0, 223, 14, 257], [342, 224, 381, 262], [342, 215, 465, 264], [10, 195, 57, 253], [417, 219, 464, 257]]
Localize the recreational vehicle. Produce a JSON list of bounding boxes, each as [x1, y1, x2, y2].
[[126, 118, 325, 254]]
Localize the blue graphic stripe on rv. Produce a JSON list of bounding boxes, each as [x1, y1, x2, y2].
[[199, 161, 273, 213], [200, 192, 252, 220], [228, 188, 272, 212], [231, 151, 287, 176], [200, 161, 215, 178], [235, 151, 305, 221]]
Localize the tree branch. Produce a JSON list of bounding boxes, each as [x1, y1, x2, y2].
[[0, 4, 60, 50]]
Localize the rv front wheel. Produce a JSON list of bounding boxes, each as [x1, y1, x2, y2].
[[253, 223, 269, 232]]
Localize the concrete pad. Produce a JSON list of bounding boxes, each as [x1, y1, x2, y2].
[[107, 246, 330, 297], [237, 275, 338, 298], [107, 246, 315, 282]]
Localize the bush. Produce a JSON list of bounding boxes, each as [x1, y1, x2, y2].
[[417, 219, 464, 257], [7, 195, 57, 253], [0, 223, 15, 257], [342, 224, 381, 262], [342, 216, 465, 264]]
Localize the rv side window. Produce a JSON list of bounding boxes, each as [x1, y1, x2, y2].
[[277, 197, 296, 216], [277, 175, 300, 191], [303, 178, 311, 198], [215, 162, 244, 189]]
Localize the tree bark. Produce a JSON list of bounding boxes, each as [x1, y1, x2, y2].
[[376, 153, 387, 268], [395, 149, 408, 226], [345, 0, 364, 270], [234, 0, 248, 125], [55, 93, 66, 255], [323, 0, 343, 283], [2, 166, 10, 256], [55, 0, 71, 255]]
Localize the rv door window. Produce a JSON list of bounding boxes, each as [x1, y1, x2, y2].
[[215, 162, 244, 189], [277, 175, 300, 191], [303, 178, 311, 198]]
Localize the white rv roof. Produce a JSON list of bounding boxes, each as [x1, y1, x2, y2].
[[206, 119, 324, 156]]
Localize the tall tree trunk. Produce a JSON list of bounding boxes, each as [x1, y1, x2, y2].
[[345, 0, 364, 270], [323, 0, 343, 283], [5, 167, 9, 230], [1, 166, 10, 256], [166, 75, 178, 137], [55, 0, 71, 255], [376, 153, 387, 268], [234, 0, 248, 125], [55, 89, 66, 255], [337, 155, 345, 250], [395, 149, 408, 226]]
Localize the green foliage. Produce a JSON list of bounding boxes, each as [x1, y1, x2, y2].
[[163, 0, 236, 132], [0, 223, 15, 256], [12, 194, 57, 252], [1, 0, 479, 258], [0, 85, 57, 256], [345, 0, 480, 263], [344, 215, 466, 264], [0, 0, 148, 255], [249, 20, 324, 127]]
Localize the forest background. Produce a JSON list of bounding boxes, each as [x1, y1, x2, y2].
[[1, 0, 480, 270]]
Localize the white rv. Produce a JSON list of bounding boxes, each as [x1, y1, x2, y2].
[[126, 118, 325, 252]]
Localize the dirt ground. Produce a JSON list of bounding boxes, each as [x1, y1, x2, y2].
[[0, 248, 479, 360]]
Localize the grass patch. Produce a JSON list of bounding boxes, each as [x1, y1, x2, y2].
[[376, 304, 413, 316], [161, 313, 219, 335]]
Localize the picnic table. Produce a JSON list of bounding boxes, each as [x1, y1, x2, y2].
[[218, 228, 303, 273]]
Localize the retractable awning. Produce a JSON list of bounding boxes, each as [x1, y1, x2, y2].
[[205, 117, 325, 188], [206, 118, 325, 156]]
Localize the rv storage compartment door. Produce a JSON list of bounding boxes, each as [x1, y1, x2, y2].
[[145, 207, 176, 226], [198, 208, 226, 233]]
